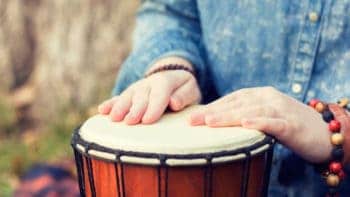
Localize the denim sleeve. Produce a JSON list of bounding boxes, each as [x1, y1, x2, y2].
[[112, 0, 208, 99]]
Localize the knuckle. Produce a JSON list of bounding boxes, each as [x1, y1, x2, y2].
[[132, 97, 147, 108], [255, 106, 267, 116], [255, 106, 277, 118]]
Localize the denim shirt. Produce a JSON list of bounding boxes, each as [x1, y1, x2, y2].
[[112, 1, 350, 196]]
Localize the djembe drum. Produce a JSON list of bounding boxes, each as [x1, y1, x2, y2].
[[71, 106, 274, 197]]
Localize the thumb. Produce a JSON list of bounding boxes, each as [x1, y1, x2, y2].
[[169, 79, 201, 111]]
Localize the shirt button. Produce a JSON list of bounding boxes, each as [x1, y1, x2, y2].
[[292, 83, 302, 94], [308, 12, 319, 22]]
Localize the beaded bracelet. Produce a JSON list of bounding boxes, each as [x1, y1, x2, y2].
[[144, 64, 196, 78], [337, 98, 350, 112], [309, 99, 347, 196]]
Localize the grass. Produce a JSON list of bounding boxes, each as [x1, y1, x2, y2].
[[0, 103, 89, 197], [0, 95, 17, 137]]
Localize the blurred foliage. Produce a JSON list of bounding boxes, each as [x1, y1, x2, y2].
[[0, 0, 139, 196], [0, 94, 17, 137], [0, 105, 92, 196]]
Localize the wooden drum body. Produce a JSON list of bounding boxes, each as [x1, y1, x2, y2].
[[72, 106, 274, 197]]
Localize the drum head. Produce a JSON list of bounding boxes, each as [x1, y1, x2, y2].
[[80, 106, 266, 154], [74, 105, 273, 165]]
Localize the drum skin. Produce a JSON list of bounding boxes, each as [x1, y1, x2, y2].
[[79, 152, 267, 197], [73, 108, 273, 197]]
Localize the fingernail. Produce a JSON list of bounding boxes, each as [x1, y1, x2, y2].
[[100, 107, 109, 115], [111, 111, 123, 122], [141, 116, 153, 124], [189, 113, 205, 125], [125, 114, 138, 125], [170, 98, 183, 111], [110, 115, 119, 122]]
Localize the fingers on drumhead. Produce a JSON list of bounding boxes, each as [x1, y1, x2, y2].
[[189, 102, 223, 126], [125, 88, 150, 125], [110, 94, 132, 122], [189, 102, 226, 123], [98, 97, 118, 114], [205, 112, 238, 127], [142, 87, 172, 124]]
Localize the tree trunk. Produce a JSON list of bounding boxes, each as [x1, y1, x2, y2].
[[0, 0, 139, 130]]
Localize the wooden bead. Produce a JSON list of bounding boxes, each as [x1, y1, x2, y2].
[[329, 120, 341, 133], [309, 99, 320, 108], [326, 174, 340, 187], [332, 147, 344, 161], [338, 98, 349, 108], [315, 102, 326, 113], [329, 162, 342, 174], [331, 133, 344, 145]]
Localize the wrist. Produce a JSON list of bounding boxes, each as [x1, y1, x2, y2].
[[308, 99, 349, 195], [146, 56, 193, 75]]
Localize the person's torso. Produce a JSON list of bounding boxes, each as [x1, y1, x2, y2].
[[197, 0, 350, 103], [196, 1, 350, 196]]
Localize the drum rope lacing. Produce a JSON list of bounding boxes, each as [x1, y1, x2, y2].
[[72, 128, 274, 163], [240, 151, 251, 197], [71, 127, 275, 197]]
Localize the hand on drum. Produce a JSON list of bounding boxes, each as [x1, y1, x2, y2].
[[190, 86, 333, 163], [98, 57, 201, 125]]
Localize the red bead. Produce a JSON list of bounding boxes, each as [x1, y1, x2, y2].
[[329, 120, 341, 132], [339, 170, 346, 180], [309, 99, 320, 108], [329, 162, 342, 174]]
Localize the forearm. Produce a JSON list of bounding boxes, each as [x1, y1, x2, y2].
[[112, 0, 206, 96]]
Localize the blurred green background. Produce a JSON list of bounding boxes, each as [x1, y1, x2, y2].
[[0, 1, 139, 196]]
